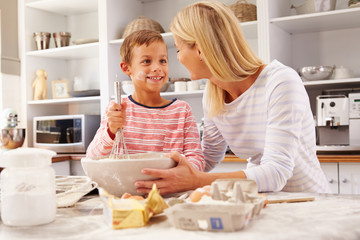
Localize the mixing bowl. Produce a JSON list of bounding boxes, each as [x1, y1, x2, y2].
[[0, 128, 26, 150], [298, 66, 334, 81], [81, 152, 176, 196]]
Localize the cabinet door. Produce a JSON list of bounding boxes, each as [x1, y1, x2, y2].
[[52, 161, 70, 176], [339, 163, 360, 195], [320, 162, 339, 194]]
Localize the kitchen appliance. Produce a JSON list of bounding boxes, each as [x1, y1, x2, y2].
[[316, 95, 349, 145], [316, 94, 360, 146], [0, 109, 26, 150], [33, 114, 100, 153], [349, 93, 360, 146]]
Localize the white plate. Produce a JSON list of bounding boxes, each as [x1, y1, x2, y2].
[[72, 38, 99, 45]]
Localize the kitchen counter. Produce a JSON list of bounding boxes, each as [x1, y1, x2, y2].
[[1, 192, 359, 240], [53, 154, 360, 163], [223, 154, 360, 163]]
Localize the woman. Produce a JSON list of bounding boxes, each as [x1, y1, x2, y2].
[[135, 1, 330, 195]]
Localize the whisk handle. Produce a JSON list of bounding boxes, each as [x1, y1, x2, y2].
[[114, 81, 122, 104]]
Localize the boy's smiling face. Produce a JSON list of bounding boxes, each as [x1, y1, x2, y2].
[[122, 41, 168, 94]]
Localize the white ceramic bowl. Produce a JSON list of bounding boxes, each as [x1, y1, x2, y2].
[[81, 152, 176, 196]]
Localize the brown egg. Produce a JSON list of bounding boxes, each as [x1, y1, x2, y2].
[[121, 192, 145, 201], [190, 185, 211, 202], [121, 192, 132, 199]]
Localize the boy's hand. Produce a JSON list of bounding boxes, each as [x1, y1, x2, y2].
[[107, 101, 127, 136]]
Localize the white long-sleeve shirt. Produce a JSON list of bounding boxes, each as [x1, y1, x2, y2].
[[203, 60, 330, 193]]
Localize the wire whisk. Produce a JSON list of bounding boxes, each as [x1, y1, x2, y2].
[[109, 78, 129, 159]]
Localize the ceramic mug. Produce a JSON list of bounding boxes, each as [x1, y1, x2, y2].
[[333, 66, 353, 79], [187, 80, 199, 91], [174, 81, 187, 92]]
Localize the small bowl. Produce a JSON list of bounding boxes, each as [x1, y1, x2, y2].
[[81, 152, 176, 196], [0, 128, 26, 150], [298, 66, 334, 81]]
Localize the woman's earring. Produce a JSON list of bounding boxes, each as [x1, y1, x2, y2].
[[200, 58, 203, 62]]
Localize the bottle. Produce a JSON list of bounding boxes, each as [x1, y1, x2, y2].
[[0, 148, 57, 226]]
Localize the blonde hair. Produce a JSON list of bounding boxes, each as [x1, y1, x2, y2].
[[170, 1, 263, 116], [120, 30, 166, 64]]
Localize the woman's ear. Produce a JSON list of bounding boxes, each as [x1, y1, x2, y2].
[[194, 43, 203, 61], [120, 62, 131, 76]]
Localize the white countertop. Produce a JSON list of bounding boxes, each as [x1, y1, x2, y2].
[[1, 192, 360, 240], [316, 145, 360, 152]]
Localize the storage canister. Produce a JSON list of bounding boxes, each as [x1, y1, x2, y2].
[[33, 32, 51, 50], [53, 32, 71, 47], [0, 148, 57, 226]]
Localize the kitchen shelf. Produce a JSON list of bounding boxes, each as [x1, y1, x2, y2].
[[26, 0, 98, 16], [161, 90, 204, 97], [112, 90, 204, 100], [240, 21, 258, 39], [109, 21, 258, 47], [271, 8, 360, 34], [303, 78, 360, 87], [19, 0, 360, 150], [109, 32, 175, 47], [28, 96, 100, 105], [26, 43, 99, 59]]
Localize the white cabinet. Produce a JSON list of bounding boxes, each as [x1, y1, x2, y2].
[[18, 0, 258, 147], [339, 163, 360, 194], [267, 0, 360, 115], [320, 162, 360, 195], [52, 160, 70, 176], [18, 0, 360, 148], [320, 162, 339, 194], [18, 0, 101, 147]]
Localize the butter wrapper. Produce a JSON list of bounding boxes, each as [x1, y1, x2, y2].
[[146, 184, 169, 215], [100, 184, 168, 229]]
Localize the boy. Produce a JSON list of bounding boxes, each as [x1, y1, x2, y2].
[[86, 30, 205, 171]]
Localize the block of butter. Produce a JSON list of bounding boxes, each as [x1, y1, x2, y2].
[[100, 184, 168, 229]]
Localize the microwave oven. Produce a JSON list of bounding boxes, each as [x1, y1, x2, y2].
[[33, 114, 100, 153]]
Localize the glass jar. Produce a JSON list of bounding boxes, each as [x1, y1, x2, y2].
[[0, 148, 56, 226]]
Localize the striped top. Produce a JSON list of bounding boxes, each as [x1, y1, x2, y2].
[[203, 60, 331, 193], [86, 96, 205, 171]]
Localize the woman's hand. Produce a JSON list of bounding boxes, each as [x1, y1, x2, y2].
[[107, 101, 127, 136], [135, 152, 203, 195]]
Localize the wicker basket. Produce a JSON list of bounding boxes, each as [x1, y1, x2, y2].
[[229, 0, 257, 22], [122, 16, 165, 39]]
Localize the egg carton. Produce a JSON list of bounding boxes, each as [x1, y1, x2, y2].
[[210, 179, 266, 216], [165, 179, 266, 232], [165, 201, 253, 232]]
